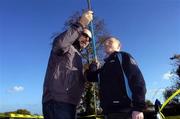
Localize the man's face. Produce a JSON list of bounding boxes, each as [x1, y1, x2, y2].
[[104, 39, 120, 55], [78, 33, 90, 49]]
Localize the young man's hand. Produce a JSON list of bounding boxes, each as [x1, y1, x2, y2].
[[79, 10, 93, 27], [89, 60, 100, 72], [132, 111, 144, 119]]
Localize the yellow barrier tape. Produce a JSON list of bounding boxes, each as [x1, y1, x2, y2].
[[159, 111, 166, 119], [165, 115, 180, 119], [160, 89, 180, 112], [0, 113, 44, 118], [158, 89, 180, 119]]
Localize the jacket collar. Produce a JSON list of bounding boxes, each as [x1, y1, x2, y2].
[[104, 51, 119, 62]]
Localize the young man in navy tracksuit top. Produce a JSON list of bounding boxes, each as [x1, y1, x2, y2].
[[86, 37, 146, 119]]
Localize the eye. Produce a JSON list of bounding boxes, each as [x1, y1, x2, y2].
[[82, 33, 89, 39]]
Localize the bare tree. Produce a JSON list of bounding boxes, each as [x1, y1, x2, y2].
[[163, 54, 180, 103]]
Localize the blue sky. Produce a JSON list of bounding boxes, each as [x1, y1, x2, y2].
[[0, 0, 180, 114]]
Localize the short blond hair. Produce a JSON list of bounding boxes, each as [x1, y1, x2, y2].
[[105, 37, 121, 51]]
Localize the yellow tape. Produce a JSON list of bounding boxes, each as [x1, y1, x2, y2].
[[0, 113, 44, 118], [160, 89, 180, 112], [165, 115, 180, 119], [159, 111, 166, 119], [158, 89, 180, 119]]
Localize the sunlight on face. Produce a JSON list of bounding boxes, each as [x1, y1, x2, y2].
[[104, 38, 121, 55], [79, 34, 90, 49], [78, 29, 92, 49]]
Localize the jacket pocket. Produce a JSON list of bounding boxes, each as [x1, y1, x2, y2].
[[52, 69, 67, 94], [65, 69, 80, 91], [52, 68, 81, 94]]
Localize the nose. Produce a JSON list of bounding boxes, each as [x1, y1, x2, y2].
[[84, 37, 90, 42]]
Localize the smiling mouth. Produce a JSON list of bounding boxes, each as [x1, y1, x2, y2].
[[80, 41, 87, 45]]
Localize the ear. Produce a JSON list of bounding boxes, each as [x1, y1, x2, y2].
[[115, 47, 120, 52], [115, 44, 121, 52], [117, 47, 121, 51], [118, 44, 122, 51]]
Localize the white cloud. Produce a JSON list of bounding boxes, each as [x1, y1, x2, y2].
[[163, 71, 173, 80], [8, 86, 24, 93], [146, 88, 165, 103], [148, 88, 165, 94]]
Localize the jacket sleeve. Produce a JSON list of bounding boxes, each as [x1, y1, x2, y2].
[[123, 53, 147, 112], [52, 23, 83, 55]]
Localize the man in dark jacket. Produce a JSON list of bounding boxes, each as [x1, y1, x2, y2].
[[42, 10, 93, 119], [86, 37, 146, 119]]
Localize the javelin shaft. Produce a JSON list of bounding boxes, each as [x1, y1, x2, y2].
[[87, 0, 97, 61], [87, 0, 97, 115]]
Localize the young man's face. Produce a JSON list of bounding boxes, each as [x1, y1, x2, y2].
[[104, 39, 120, 55], [79, 33, 90, 49], [78, 29, 92, 49]]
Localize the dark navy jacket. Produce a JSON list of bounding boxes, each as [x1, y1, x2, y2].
[[86, 51, 146, 114]]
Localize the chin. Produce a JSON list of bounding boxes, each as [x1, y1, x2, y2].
[[82, 46, 87, 49], [81, 44, 87, 49], [80, 44, 84, 48]]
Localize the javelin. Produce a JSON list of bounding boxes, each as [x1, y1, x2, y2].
[[87, 0, 98, 115], [87, 0, 97, 61]]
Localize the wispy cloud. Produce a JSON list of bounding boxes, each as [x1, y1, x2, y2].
[[146, 88, 165, 103], [163, 71, 173, 80], [8, 86, 24, 93], [148, 88, 165, 94]]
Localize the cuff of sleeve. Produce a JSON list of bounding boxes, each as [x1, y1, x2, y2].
[[73, 22, 84, 34], [132, 107, 144, 112], [132, 104, 147, 112]]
